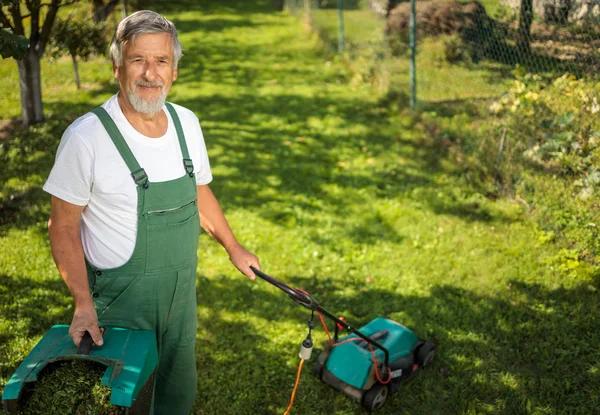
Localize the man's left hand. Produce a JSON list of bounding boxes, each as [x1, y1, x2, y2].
[[228, 243, 260, 280]]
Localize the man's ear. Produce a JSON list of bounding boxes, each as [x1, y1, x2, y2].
[[172, 68, 178, 82], [113, 61, 120, 79]]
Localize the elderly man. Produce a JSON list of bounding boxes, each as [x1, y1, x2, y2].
[[44, 10, 260, 414]]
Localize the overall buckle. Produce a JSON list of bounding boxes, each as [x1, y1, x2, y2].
[[131, 168, 149, 189], [183, 158, 194, 178]]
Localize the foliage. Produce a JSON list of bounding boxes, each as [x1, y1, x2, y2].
[[0, 0, 81, 125], [49, 12, 107, 88], [50, 15, 107, 62], [418, 72, 600, 193], [442, 34, 468, 63], [489, 73, 600, 178], [0, 28, 27, 59]]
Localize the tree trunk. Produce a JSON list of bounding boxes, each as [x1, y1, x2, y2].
[[556, 0, 571, 23], [517, 0, 534, 56], [72, 55, 81, 89], [93, 0, 120, 23], [387, 0, 398, 16], [17, 49, 44, 127]]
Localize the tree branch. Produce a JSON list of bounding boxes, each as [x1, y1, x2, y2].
[[0, 8, 15, 31], [56, 0, 78, 8], [9, 1, 24, 35], [37, 0, 61, 56], [29, 1, 41, 50]]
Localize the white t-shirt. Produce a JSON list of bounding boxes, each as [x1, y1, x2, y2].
[[43, 95, 212, 269]]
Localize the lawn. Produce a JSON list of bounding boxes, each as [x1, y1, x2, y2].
[[0, 0, 598, 414]]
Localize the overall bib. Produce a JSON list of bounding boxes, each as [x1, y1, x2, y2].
[[86, 104, 200, 414]]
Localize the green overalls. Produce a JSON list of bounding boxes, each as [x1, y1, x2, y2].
[[86, 104, 200, 414]]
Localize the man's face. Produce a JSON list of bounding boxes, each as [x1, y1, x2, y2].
[[114, 32, 178, 115]]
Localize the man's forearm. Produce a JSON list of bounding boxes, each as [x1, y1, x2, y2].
[[196, 185, 240, 252], [48, 222, 93, 308]]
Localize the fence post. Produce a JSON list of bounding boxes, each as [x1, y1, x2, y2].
[[338, 0, 345, 53], [410, 0, 416, 109]]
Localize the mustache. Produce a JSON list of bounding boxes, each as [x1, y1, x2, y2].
[[134, 81, 164, 88]]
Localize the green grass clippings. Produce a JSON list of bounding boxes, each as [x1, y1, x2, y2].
[[20, 360, 120, 415]]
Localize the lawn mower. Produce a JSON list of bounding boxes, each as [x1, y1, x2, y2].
[[250, 267, 436, 412], [2, 325, 157, 414]]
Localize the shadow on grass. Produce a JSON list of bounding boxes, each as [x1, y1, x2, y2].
[[0, 274, 71, 338], [0, 85, 118, 236], [0, 274, 71, 387], [195, 271, 600, 414]]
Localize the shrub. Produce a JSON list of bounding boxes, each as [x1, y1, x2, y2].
[[490, 73, 600, 177], [419, 72, 600, 265]]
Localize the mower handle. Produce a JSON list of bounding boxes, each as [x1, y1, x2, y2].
[[249, 267, 391, 370], [250, 266, 319, 310]]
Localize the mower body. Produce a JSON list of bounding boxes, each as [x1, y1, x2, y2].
[[315, 317, 435, 411], [2, 325, 157, 414], [326, 317, 419, 389]]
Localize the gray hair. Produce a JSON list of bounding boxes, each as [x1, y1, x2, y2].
[[110, 10, 183, 68]]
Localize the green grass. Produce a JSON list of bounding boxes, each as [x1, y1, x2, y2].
[[1, 0, 599, 414]]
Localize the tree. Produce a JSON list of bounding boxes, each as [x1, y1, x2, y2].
[[50, 14, 106, 89], [386, 0, 400, 17], [92, 0, 119, 23], [517, 0, 534, 55], [0, 0, 75, 126]]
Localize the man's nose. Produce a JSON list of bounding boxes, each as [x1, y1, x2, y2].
[[143, 61, 158, 81]]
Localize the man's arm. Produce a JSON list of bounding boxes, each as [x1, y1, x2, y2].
[[48, 196, 104, 347], [196, 184, 260, 279]]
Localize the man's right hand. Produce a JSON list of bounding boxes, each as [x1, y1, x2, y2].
[[69, 304, 104, 347]]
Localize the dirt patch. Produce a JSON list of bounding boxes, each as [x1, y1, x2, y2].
[[385, 0, 494, 39], [0, 119, 21, 141]]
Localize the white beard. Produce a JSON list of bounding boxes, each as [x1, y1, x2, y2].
[[128, 82, 167, 115]]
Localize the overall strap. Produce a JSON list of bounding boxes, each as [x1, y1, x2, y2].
[[165, 102, 195, 178], [92, 107, 149, 189]]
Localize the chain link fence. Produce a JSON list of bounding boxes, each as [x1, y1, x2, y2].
[[285, 0, 599, 100], [284, 0, 600, 259]]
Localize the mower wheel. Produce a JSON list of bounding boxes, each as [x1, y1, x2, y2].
[[362, 383, 389, 412], [416, 341, 436, 368], [314, 350, 329, 380], [314, 359, 324, 380]]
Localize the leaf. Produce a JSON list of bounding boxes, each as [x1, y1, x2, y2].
[[556, 112, 575, 127], [541, 119, 554, 129], [0, 28, 28, 60]]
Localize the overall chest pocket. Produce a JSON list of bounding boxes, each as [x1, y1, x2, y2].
[[144, 201, 200, 273]]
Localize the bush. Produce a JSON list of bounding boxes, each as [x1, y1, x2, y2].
[[418, 72, 600, 265], [420, 73, 600, 195], [442, 34, 468, 63], [490, 73, 600, 177]]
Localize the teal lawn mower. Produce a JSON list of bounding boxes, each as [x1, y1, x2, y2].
[[250, 267, 436, 412]]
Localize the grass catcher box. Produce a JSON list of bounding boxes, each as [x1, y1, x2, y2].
[[2, 325, 157, 414]]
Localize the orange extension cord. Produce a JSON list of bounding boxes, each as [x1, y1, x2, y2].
[[283, 358, 305, 415]]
